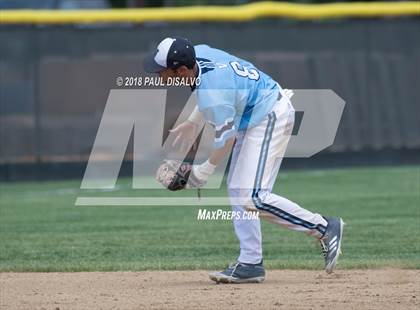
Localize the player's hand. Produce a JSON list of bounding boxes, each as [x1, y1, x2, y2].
[[169, 120, 198, 152]]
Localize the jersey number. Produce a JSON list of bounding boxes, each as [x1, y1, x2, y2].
[[229, 61, 260, 81]]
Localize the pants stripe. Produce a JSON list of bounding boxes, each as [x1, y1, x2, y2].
[[251, 112, 327, 235]]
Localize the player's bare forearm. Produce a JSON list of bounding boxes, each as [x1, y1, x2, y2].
[[189, 137, 235, 182], [209, 137, 236, 166]]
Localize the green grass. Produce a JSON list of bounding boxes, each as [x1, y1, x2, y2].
[[0, 166, 419, 272]]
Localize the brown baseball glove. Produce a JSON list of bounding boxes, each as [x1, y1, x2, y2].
[[156, 159, 205, 191]]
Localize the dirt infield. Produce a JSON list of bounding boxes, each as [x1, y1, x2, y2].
[[1, 269, 419, 310]]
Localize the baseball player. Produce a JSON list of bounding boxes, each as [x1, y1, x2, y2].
[[144, 37, 344, 284]]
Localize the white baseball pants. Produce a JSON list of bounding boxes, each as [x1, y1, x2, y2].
[[227, 91, 328, 264]]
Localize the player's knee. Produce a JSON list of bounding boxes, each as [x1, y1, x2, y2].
[[251, 189, 272, 209], [228, 188, 254, 206], [257, 189, 272, 202]]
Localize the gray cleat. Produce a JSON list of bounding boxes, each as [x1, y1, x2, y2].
[[209, 261, 265, 284], [320, 217, 345, 274]]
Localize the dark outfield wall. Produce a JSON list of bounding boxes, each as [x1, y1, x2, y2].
[[0, 18, 419, 179]]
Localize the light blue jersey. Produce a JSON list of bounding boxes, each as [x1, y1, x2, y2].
[[193, 44, 281, 149]]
